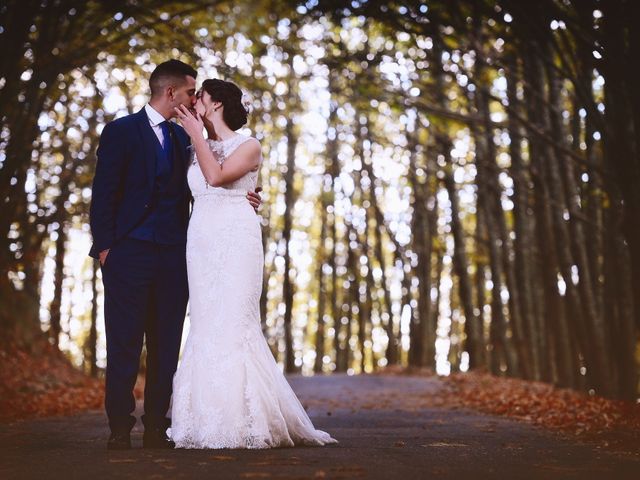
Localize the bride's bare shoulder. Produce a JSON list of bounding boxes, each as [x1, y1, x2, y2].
[[244, 135, 261, 146], [239, 136, 262, 153]]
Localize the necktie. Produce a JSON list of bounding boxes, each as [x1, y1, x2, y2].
[[159, 121, 173, 156]]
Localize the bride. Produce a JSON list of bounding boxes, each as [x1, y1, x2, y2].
[[170, 78, 337, 449]]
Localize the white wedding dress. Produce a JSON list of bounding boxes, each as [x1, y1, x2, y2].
[[170, 134, 337, 449]]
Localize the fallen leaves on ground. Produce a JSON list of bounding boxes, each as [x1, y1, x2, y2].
[[3, 342, 639, 457], [381, 366, 640, 454], [0, 342, 104, 422]]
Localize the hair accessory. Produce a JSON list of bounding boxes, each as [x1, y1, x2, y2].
[[240, 92, 253, 114]]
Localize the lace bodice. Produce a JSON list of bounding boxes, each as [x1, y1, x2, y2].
[[188, 134, 259, 196]]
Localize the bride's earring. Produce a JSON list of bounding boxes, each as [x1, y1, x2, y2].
[[205, 103, 218, 117]]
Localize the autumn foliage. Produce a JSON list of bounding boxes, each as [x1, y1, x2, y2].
[[382, 366, 640, 452], [445, 372, 640, 437], [0, 343, 104, 422]]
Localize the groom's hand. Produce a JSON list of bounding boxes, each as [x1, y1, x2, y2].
[[99, 248, 110, 266], [247, 187, 262, 213]]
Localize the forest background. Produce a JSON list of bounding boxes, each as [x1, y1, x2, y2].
[[1, 0, 639, 411]]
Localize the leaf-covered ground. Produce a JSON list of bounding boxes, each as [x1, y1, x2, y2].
[[380, 365, 640, 455], [0, 343, 104, 421], [4, 375, 639, 480], [2, 345, 639, 457]]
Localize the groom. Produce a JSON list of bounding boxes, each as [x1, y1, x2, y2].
[[89, 60, 261, 450]]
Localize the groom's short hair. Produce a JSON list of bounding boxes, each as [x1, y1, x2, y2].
[[149, 60, 197, 97]]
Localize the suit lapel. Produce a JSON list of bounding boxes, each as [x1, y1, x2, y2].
[[169, 126, 192, 196], [170, 125, 189, 171]]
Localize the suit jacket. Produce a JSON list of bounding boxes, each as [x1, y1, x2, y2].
[[89, 108, 191, 259]]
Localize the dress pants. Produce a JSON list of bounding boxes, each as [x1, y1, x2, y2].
[[101, 236, 188, 434]]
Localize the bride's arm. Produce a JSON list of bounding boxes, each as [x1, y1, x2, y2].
[[192, 135, 261, 187]]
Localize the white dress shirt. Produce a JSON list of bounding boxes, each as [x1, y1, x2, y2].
[[144, 103, 169, 148]]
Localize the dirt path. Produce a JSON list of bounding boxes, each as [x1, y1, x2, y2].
[[1, 374, 638, 479]]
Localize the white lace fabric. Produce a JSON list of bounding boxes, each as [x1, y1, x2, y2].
[[171, 134, 337, 449]]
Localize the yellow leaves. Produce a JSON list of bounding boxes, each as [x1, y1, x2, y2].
[[211, 455, 236, 461]]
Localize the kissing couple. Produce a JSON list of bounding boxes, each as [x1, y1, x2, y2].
[[89, 59, 337, 450]]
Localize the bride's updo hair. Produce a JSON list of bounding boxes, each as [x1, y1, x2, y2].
[[201, 79, 248, 131]]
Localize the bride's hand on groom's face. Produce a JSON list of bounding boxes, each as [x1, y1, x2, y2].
[[174, 104, 204, 139]]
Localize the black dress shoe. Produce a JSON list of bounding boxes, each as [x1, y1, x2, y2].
[[107, 432, 131, 450], [143, 428, 175, 449]]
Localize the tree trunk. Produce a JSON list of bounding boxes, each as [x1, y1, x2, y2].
[[523, 40, 580, 389], [505, 55, 542, 380], [420, 163, 439, 370], [281, 118, 297, 373], [545, 51, 614, 396], [601, 0, 640, 337], [407, 129, 425, 367], [313, 188, 328, 374], [472, 57, 525, 378], [48, 223, 67, 349]]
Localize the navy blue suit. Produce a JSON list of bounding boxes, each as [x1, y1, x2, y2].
[[89, 108, 191, 434]]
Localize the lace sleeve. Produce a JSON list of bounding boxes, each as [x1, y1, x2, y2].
[[205, 139, 227, 166], [188, 142, 225, 167]]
